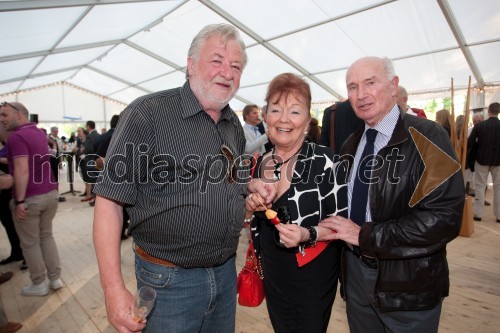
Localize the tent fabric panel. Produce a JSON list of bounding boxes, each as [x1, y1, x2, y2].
[[19, 70, 78, 92], [268, 21, 365, 74], [334, 0, 457, 59], [67, 68, 129, 96], [18, 85, 65, 123], [61, 85, 108, 123], [234, 84, 268, 107], [228, 98, 247, 112], [315, 69, 349, 99], [211, 0, 329, 39], [241, 45, 302, 87], [0, 57, 44, 82], [0, 7, 87, 57], [58, 1, 184, 48], [469, 42, 500, 84], [138, 71, 187, 92], [0, 81, 23, 96], [89, 44, 174, 85], [129, 1, 228, 67], [393, 49, 472, 92], [310, 0, 389, 18], [34, 46, 114, 74], [447, 0, 500, 44], [304, 77, 338, 103], [103, 100, 127, 125], [129, 0, 255, 69], [109, 86, 152, 105]]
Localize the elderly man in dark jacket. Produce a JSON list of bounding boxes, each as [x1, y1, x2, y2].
[[319, 56, 464, 333]]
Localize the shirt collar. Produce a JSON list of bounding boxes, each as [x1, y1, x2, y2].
[[15, 122, 37, 132], [365, 103, 399, 139]]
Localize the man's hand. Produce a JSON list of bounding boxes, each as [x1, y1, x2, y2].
[[247, 178, 276, 209], [93, 196, 138, 332], [319, 215, 361, 246], [104, 285, 147, 333], [15, 203, 28, 221]]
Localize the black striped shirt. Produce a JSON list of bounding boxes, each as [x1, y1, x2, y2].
[[94, 81, 247, 267]]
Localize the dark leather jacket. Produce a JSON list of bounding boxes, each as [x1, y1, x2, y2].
[[341, 111, 465, 312]]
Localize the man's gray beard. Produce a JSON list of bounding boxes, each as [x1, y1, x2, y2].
[[194, 78, 236, 111]]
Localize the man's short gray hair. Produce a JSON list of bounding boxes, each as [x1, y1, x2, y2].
[[382, 57, 396, 81], [186, 23, 248, 79], [346, 56, 397, 83]]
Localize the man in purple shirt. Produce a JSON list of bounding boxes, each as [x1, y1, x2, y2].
[[0, 101, 63, 296]]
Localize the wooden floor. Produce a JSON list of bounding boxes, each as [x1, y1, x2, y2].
[[0, 173, 499, 333]]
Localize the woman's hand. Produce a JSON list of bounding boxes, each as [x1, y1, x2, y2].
[[275, 223, 309, 248]]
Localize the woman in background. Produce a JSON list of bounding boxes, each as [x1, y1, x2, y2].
[[307, 117, 321, 143], [436, 109, 452, 137]]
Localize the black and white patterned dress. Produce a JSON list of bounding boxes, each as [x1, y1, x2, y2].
[[251, 142, 348, 333]]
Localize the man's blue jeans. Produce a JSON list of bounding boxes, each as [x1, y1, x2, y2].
[[134, 252, 237, 333]]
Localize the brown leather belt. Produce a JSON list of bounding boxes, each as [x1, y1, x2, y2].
[[134, 244, 176, 267]]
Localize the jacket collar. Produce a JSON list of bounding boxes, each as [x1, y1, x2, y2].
[[341, 106, 409, 160]]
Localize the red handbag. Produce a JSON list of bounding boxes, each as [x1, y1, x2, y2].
[[237, 241, 265, 307]]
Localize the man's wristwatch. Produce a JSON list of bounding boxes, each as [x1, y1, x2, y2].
[[15, 199, 25, 205]]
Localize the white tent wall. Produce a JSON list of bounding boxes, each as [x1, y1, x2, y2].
[[1, 83, 126, 135]]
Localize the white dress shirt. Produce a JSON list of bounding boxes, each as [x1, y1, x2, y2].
[[243, 122, 268, 155]]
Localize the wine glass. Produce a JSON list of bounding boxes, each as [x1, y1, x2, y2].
[[131, 286, 156, 323]]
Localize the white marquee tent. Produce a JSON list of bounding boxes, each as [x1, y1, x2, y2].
[[1, 0, 499, 128]]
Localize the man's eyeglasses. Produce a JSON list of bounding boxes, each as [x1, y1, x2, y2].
[[221, 144, 238, 183], [0, 101, 19, 112]]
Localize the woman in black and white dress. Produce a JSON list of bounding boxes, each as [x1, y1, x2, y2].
[[245, 73, 348, 333]]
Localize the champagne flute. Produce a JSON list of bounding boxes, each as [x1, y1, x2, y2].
[[131, 286, 156, 323]]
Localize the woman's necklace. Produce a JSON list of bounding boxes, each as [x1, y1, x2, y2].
[[272, 146, 303, 181]]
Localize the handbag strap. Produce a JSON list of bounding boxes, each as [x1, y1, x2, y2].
[[245, 240, 264, 279]]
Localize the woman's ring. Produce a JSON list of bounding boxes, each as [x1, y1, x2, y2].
[[279, 239, 285, 246], [248, 194, 253, 199]]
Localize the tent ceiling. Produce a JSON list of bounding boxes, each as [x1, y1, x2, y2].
[[1, 0, 499, 110]]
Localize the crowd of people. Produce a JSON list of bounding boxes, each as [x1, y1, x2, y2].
[[0, 22, 498, 333], [0, 104, 124, 332]]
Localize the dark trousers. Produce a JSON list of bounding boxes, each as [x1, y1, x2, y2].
[[0, 190, 23, 259], [50, 156, 59, 183], [344, 250, 442, 333]]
